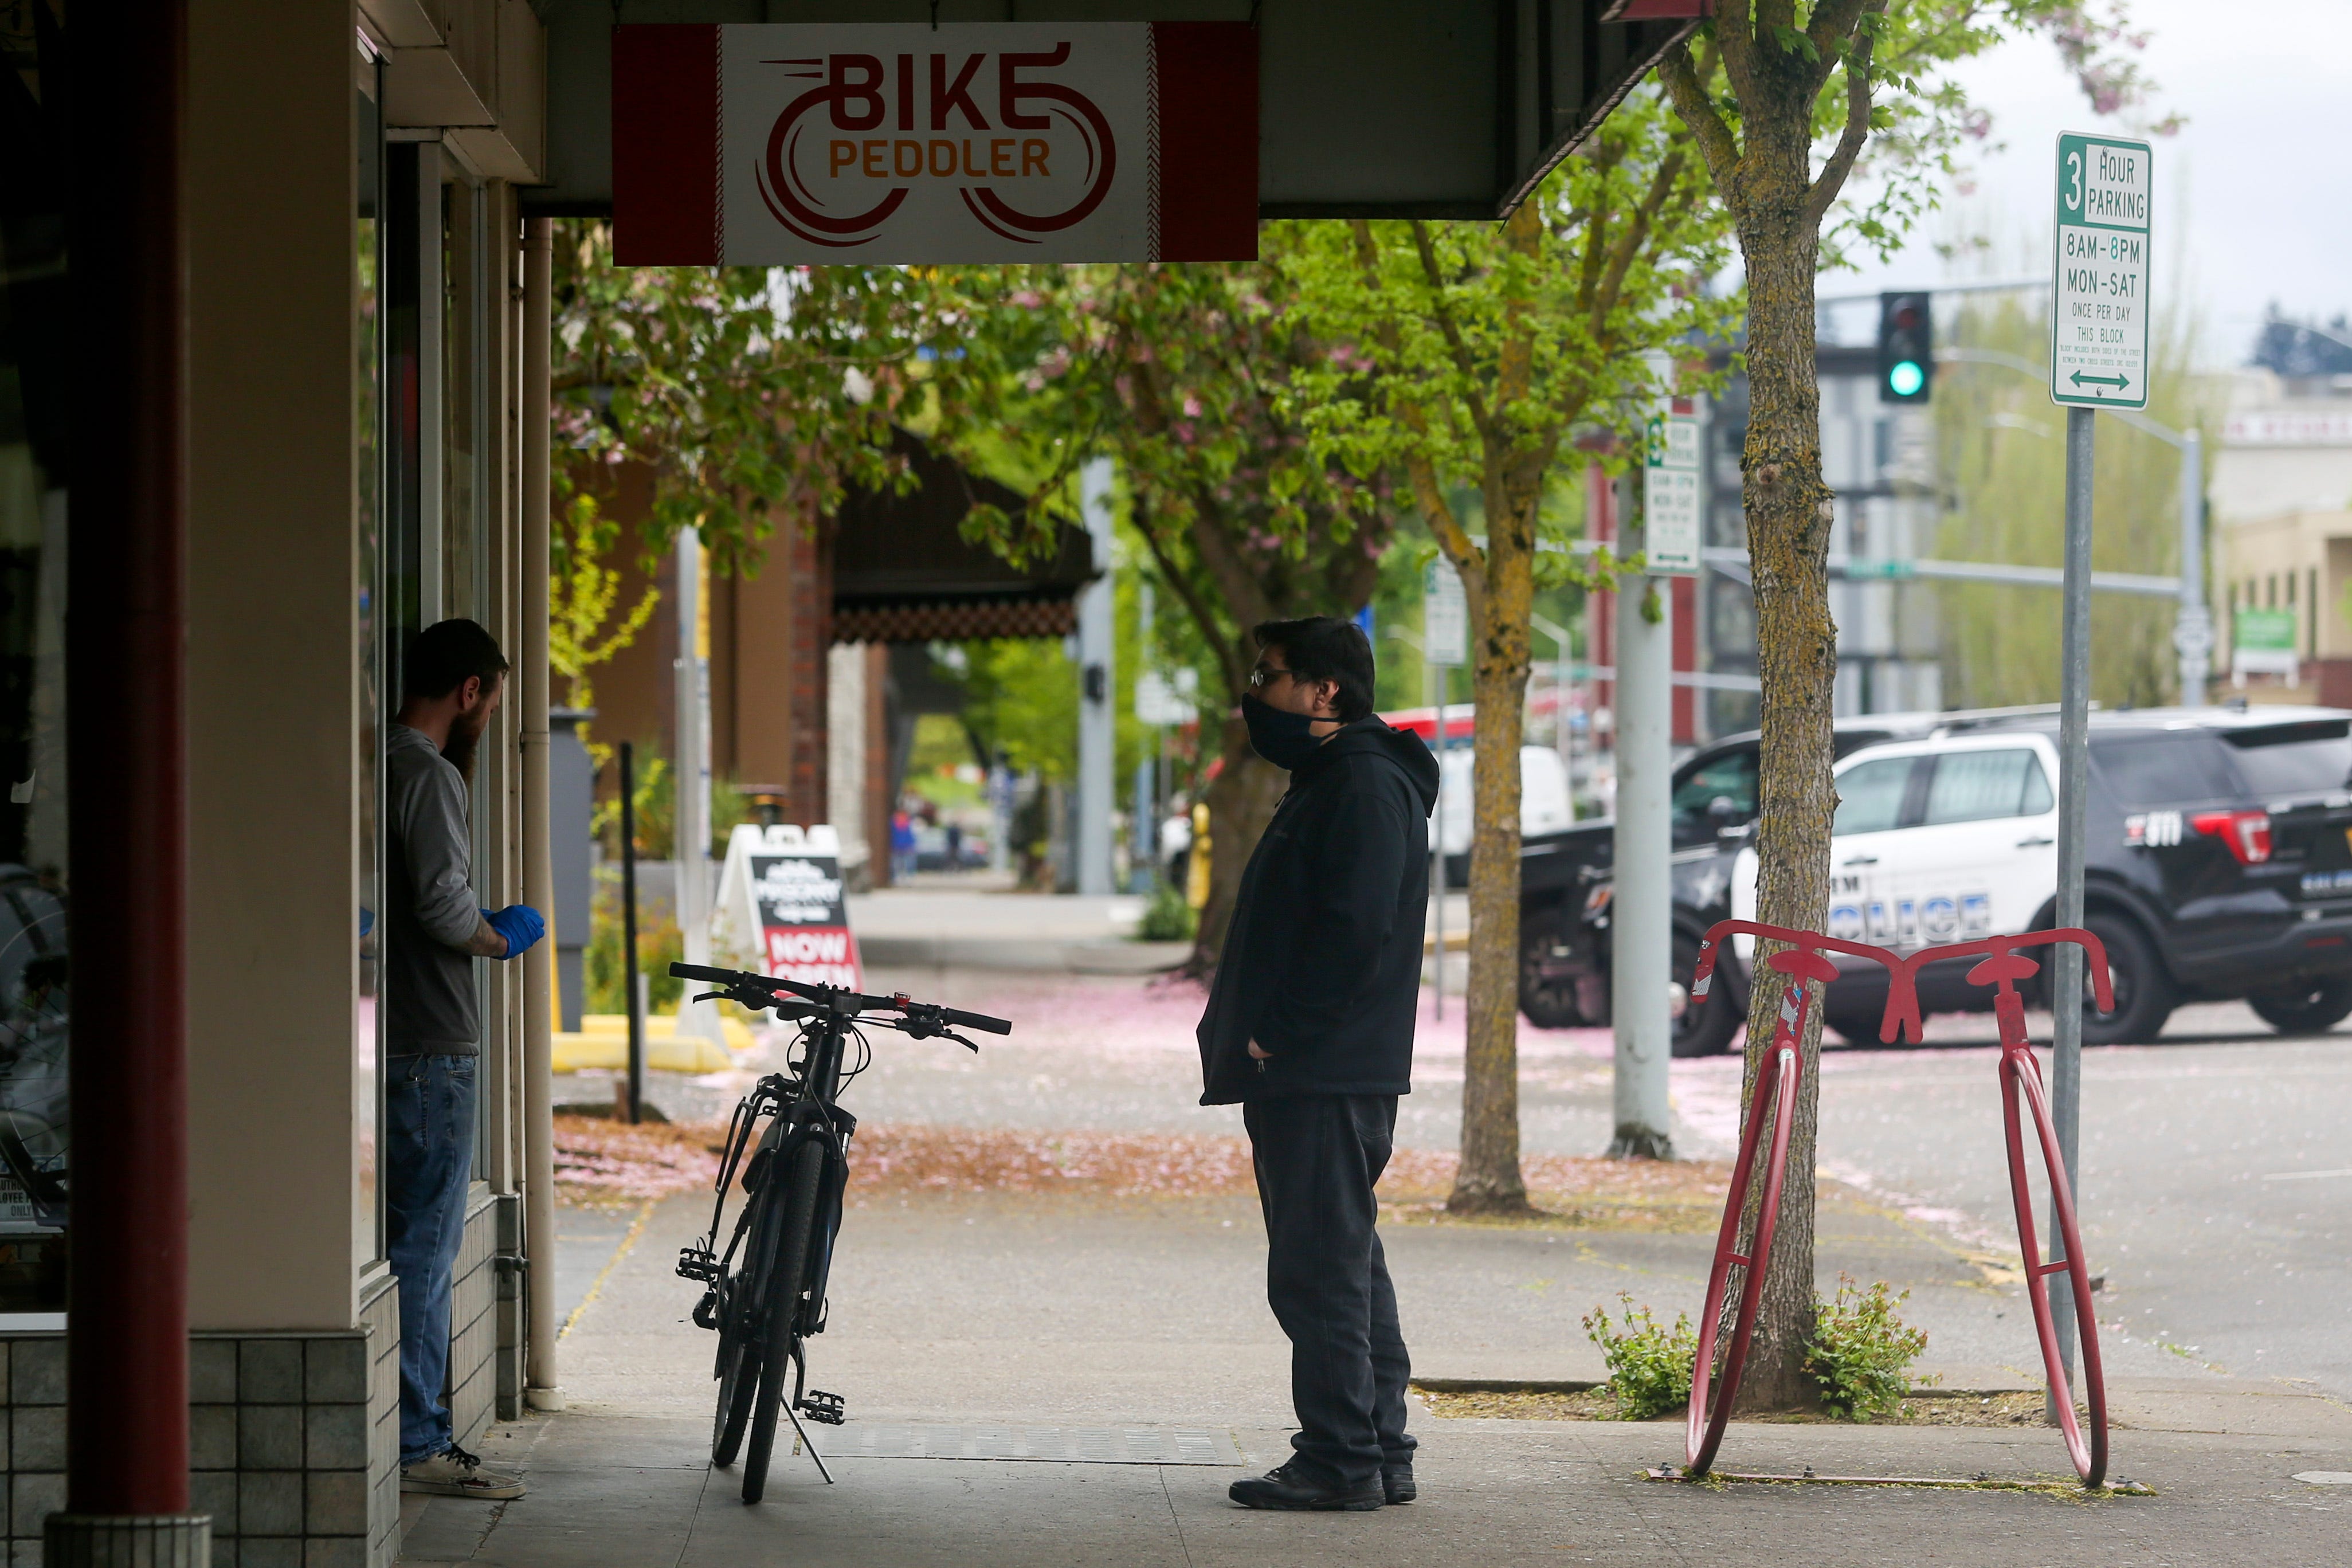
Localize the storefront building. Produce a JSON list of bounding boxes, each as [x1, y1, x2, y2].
[[1, 3, 555, 1562]]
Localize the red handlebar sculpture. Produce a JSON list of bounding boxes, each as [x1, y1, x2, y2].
[[1682, 921, 2114, 1488]]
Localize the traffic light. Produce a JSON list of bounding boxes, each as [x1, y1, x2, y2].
[[1877, 291, 1933, 404]]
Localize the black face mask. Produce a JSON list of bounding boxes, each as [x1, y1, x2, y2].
[[1242, 695, 1326, 771]]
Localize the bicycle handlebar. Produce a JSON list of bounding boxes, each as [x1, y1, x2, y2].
[[668, 962, 1013, 1036]]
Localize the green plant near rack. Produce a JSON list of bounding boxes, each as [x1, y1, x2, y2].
[[1803, 1274, 1932, 1419], [1582, 1294, 1696, 1420]]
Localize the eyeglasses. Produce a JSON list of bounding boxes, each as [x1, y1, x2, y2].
[[1247, 665, 1296, 690]]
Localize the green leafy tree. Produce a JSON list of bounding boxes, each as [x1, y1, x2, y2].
[[548, 491, 660, 768], [1934, 295, 2209, 706], [550, 223, 948, 570], [1655, 0, 2174, 1408], [1285, 93, 1737, 1213], [927, 260, 1402, 973]]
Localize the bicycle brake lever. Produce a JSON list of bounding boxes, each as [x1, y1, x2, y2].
[[943, 1030, 979, 1053]]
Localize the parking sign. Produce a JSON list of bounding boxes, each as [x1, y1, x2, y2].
[[2051, 132, 2153, 410]]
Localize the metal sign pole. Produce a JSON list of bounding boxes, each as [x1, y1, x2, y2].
[[2045, 127, 2150, 1420], [2049, 407, 2094, 1414]]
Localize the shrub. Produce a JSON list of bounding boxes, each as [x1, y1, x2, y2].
[[1804, 1275, 1931, 1419], [1136, 880, 1197, 942], [1582, 1294, 1696, 1420]]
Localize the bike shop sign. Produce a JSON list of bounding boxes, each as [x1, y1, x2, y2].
[[717, 824, 864, 989], [612, 22, 1257, 264], [2051, 131, 2153, 410]]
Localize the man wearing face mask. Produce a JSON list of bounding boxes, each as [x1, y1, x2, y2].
[[1197, 616, 1440, 1512], [386, 618, 544, 1499]]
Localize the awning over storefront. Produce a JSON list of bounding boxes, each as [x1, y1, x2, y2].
[[830, 429, 1095, 645]]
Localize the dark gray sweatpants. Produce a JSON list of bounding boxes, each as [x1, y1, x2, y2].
[[1242, 1092, 1416, 1488]]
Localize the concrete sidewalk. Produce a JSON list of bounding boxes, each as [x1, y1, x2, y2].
[[404, 1189, 2352, 1567]]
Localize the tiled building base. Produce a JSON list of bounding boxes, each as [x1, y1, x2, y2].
[[1, 1269, 405, 1568]]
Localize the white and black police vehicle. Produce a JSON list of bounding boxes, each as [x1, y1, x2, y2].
[[1727, 706, 2352, 1046]]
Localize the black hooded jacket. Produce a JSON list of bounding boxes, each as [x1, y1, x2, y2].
[[1195, 716, 1441, 1104]]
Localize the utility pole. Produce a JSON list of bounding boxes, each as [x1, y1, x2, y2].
[[1531, 611, 1575, 820], [1076, 459, 1116, 896], [1132, 577, 1158, 893], [1422, 561, 1467, 1017], [2174, 429, 2210, 701], [672, 524, 721, 1041], [1609, 465, 1674, 1158]]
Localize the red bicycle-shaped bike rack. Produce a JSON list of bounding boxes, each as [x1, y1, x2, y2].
[[1683, 920, 2116, 1487]]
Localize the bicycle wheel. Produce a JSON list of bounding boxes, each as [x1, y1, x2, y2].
[[2002, 1050, 2109, 1487], [741, 1138, 828, 1504], [1684, 1037, 1801, 1475], [711, 1308, 761, 1467]]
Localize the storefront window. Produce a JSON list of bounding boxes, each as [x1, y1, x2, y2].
[[0, 0, 72, 1315], [356, 41, 386, 1268]]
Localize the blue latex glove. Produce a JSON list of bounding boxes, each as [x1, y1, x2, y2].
[[483, 905, 546, 959]]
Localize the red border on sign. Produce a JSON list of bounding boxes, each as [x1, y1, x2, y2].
[[612, 25, 721, 265], [1148, 22, 1258, 262]]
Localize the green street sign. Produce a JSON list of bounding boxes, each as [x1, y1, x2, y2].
[[1844, 559, 1916, 581], [2234, 607, 2296, 654], [2051, 131, 2152, 411]]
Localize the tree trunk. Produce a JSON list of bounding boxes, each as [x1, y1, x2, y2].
[[1447, 544, 1535, 1212], [1186, 714, 1287, 974], [1729, 199, 1839, 1412]]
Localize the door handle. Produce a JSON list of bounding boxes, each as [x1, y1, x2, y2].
[[2017, 834, 2055, 848], [1841, 854, 1877, 866]]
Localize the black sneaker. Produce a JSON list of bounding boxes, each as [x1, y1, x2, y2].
[[1382, 1463, 1416, 1504], [1228, 1461, 1383, 1512]]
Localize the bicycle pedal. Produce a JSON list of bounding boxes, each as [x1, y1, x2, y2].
[[798, 1390, 845, 1426], [676, 1247, 721, 1284]]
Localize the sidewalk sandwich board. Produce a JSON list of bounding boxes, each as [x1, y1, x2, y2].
[[716, 823, 864, 991]]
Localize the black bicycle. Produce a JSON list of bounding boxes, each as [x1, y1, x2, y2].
[[670, 961, 1011, 1504]]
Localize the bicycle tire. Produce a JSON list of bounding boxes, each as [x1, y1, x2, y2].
[[712, 1126, 792, 1467], [741, 1138, 828, 1504], [1685, 1036, 1802, 1475], [711, 1319, 760, 1467], [2003, 1050, 2109, 1487]]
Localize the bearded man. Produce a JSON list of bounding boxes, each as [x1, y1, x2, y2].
[[386, 618, 543, 1499]]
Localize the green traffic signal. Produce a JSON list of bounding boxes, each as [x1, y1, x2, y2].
[[1887, 360, 1926, 398]]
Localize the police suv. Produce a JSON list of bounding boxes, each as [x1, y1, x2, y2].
[[1516, 711, 1974, 1054], [1728, 706, 2352, 1045]]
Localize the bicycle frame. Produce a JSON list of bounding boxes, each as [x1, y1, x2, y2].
[[1890, 930, 2114, 1486], [1680, 920, 2117, 1488], [1685, 922, 1909, 1476], [671, 964, 1007, 1501]]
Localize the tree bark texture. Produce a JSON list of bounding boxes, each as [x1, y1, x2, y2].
[[1730, 219, 1838, 1410], [1657, 9, 1880, 1408], [1192, 717, 1288, 971], [1449, 542, 1535, 1212]]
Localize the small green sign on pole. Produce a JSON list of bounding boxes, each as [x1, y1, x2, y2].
[[2051, 131, 2153, 411]]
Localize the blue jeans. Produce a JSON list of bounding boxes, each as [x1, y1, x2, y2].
[[386, 1053, 477, 1464]]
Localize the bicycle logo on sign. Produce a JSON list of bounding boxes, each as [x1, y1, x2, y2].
[[756, 47, 1117, 249]]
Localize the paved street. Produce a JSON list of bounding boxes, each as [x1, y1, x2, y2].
[[583, 970, 2352, 1402]]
